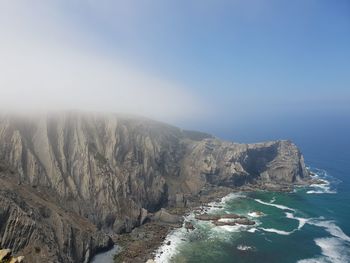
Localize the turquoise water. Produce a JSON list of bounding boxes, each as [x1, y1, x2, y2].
[[155, 147, 350, 263]]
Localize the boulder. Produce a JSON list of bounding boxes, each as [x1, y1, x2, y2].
[[220, 214, 246, 219], [235, 218, 255, 225], [185, 221, 195, 231], [195, 213, 220, 221], [213, 221, 236, 226], [139, 208, 149, 225], [152, 208, 183, 224]]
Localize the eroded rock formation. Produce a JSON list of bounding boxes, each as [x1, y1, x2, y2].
[[0, 111, 309, 262]]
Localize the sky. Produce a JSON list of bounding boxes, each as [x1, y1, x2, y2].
[[0, 0, 349, 141]]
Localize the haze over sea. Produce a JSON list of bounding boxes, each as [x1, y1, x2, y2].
[[154, 115, 350, 263]]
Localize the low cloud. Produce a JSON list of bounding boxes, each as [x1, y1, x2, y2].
[[0, 1, 202, 121]]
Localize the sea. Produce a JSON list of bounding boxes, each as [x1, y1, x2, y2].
[[154, 117, 350, 263]]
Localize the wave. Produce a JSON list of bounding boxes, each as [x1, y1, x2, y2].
[[259, 211, 310, 236], [306, 167, 340, 194], [285, 212, 309, 230], [155, 192, 248, 262], [247, 228, 257, 233], [237, 245, 255, 251], [315, 237, 350, 262], [307, 179, 336, 194], [216, 225, 248, 233], [298, 237, 350, 263], [154, 227, 187, 263], [297, 258, 327, 263], [254, 199, 296, 212], [297, 216, 350, 263], [206, 192, 245, 213], [259, 227, 295, 235], [248, 211, 264, 218], [308, 219, 350, 242]]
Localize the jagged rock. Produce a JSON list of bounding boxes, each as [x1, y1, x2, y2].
[[0, 111, 309, 262], [213, 221, 236, 226], [220, 214, 246, 219], [0, 249, 12, 261], [185, 221, 195, 231], [195, 214, 221, 221], [0, 249, 24, 263], [234, 218, 256, 225], [139, 208, 149, 225], [9, 256, 25, 263], [152, 209, 183, 224], [0, 175, 113, 263]]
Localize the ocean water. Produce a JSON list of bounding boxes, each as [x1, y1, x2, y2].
[[155, 127, 350, 263]]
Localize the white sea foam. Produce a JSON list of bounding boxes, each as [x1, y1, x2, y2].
[[308, 219, 350, 242], [218, 218, 235, 223], [306, 183, 336, 194], [270, 196, 276, 203], [306, 168, 340, 194], [315, 237, 350, 262], [296, 216, 350, 263], [298, 237, 350, 263], [259, 227, 295, 235], [254, 199, 296, 212], [155, 192, 247, 262], [206, 192, 244, 213], [154, 227, 187, 263], [307, 179, 336, 194], [248, 211, 265, 218], [306, 190, 336, 194], [247, 228, 257, 233], [237, 245, 255, 251], [297, 257, 328, 263], [213, 220, 257, 234], [285, 212, 309, 230], [259, 211, 309, 236], [217, 225, 245, 233]]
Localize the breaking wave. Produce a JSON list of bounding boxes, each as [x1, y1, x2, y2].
[[254, 199, 296, 212]]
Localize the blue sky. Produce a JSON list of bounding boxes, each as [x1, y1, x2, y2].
[[0, 0, 349, 138]]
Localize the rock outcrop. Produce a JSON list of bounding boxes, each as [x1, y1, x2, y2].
[[0, 249, 24, 262], [0, 111, 310, 262], [0, 168, 112, 263]]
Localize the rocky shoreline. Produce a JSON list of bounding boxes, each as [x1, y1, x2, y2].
[[0, 112, 313, 262], [112, 174, 323, 263], [112, 185, 234, 263]]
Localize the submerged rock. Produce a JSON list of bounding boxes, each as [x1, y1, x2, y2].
[[234, 218, 256, 225], [185, 221, 195, 231]]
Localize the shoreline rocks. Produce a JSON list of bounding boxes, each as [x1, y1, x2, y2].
[[195, 213, 255, 226], [0, 112, 310, 263]]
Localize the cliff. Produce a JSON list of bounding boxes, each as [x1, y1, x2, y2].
[[0, 111, 310, 262]]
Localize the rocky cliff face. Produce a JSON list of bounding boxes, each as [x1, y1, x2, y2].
[[0, 111, 309, 262]]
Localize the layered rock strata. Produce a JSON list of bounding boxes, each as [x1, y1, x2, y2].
[[0, 111, 310, 262]]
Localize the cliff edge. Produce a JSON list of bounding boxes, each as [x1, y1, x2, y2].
[[0, 111, 310, 262]]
